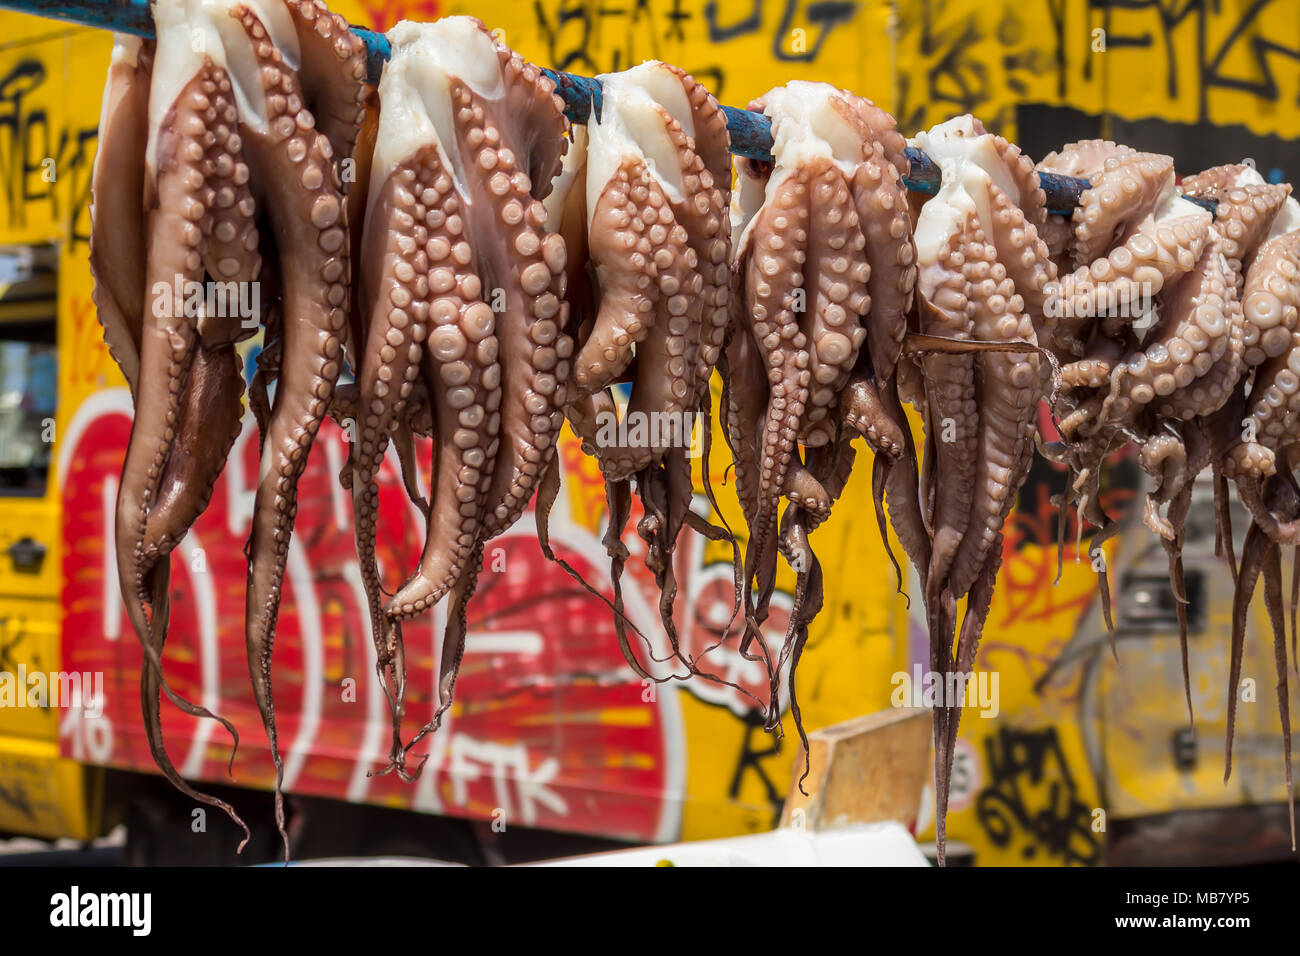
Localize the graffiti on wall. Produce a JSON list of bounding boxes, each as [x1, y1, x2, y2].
[[975, 725, 1101, 865], [0, 55, 98, 244], [895, 0, 1300, 160], [58, 385, 808, 841]]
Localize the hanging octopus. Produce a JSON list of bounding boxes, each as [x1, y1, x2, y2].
[[1215, 175, 1300, 847], [88, 5, 1300, 866], [1033, 141, 1216, 635], [545, 61, 737, 689], [90, 0, 366, 855], [349, 18, 571, 772], [899, 114, 1052, 863], [725, 80, 916, 744]]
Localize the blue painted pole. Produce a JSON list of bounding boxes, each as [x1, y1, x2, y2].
[[0, 0, 1216, 217]]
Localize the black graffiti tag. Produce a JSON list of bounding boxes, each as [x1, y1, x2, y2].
[[705, 0, 858, 61], [531, 0, 861, 101], [975, 726, 1101, 865], [0, 58, 98, 246]]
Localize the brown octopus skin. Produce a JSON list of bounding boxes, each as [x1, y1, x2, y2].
[[455, 48, 571, 547], [234, 5, 364, 849], [351, 154, 445, 774], [102, 47, 265, 839], [912, 226, 977, 609], [90, 36, 153, 397], [842, 97, 914, 390]]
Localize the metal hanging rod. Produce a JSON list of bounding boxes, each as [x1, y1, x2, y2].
[[0, 0, 1217, 217]]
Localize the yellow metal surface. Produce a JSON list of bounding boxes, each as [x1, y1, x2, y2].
[[0, 1, 1294, 859], [0, 24, 100, 839]]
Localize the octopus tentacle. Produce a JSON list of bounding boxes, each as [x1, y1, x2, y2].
[[233, 5, 355, 851], [1071, 151, 1173, 266], [470, 64, 571, 541], [799, 162, 869, 440], [842, 372, 905, 458], [1099, 238, 1232, 426], [351, 152, 441, 772], [670, 67, 732, 409], [572, 161, 659, 391], [740, 165, 811, 617], [913, 227, 977, 603], [283, 0, 366, 175], [115, 62, 245, 790], [1241, 230, 1300, 367], [947, 268, 1039, 600], [379, 148, 502, 619], [1227, 475, 1297, 848], [935, 536, 1002, 864], [719, 314, 766, 531], [845, 103, 913, 386], [90, 35, 153, 396], [139, 562, 250, 847], [1179, 163, 1252, 198]]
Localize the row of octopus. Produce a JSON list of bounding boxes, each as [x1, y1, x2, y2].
[[90, 1, 1300, 862]]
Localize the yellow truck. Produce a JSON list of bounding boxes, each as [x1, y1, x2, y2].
[[0, 0, 1296, 865]]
